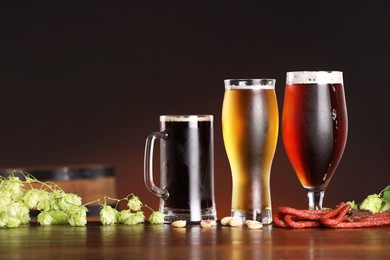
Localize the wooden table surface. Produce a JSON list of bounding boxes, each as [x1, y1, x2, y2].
[[1, 222, 389, 259]]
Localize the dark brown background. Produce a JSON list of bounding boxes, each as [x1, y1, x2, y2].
[[0, 1, 389, 217]]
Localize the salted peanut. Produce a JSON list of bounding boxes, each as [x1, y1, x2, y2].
[[229, 217, 244, 227], [171, 220, 187, 228], [220, 216, 232, 226], [200, 220, 217, 228], [246, 220, 263, 229]]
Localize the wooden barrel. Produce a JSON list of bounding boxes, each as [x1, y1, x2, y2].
[[1, 164, 116, 216]]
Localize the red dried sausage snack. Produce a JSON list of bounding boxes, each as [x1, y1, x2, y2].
[[319, 202, 346, 220], [277, 206, 328, 220], [284, 215, 321, 229], [273, 213, 288, 228], [321, 204, 351, 227], [330, 217, 390, 228]]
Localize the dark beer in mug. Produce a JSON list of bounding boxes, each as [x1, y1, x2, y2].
[[144, 115, 216, 223], [160, 117, 215, 217]]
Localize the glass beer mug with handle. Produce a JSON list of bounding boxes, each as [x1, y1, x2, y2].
[[144, 115, 217, 223], [222, 79, 279, 224], [282, 71, 348, 210]]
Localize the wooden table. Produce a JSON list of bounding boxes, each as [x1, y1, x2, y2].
[[1, 222, 389, 259]]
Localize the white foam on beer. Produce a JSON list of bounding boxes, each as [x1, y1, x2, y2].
[[286, 71, 343, 84], [160, 115, 213, 122], [224, 79, 275, 90]]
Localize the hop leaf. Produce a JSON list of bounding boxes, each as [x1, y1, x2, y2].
[[380, 185, 390, 204], [127, 195, 143, 212], [100, 205, 118, 225], [148, 211, 165, 225], [380, 201, 390, 212]]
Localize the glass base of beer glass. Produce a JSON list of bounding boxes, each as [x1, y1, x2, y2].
[[162, 206, 217, 224], [231, 209, 272, 225], [307, 189, 325, 210]]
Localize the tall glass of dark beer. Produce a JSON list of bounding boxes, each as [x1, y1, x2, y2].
[[282, 71, 348, 209], [222, 79, 279, 224], [144, 115, 217, 223]]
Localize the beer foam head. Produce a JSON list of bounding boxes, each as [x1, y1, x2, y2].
[[160, 115, 213, 122], [286, 71, 343, 84], [224, 79, 276, 90]]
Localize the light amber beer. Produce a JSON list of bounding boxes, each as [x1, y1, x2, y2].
[[222, 79, 278, 224]]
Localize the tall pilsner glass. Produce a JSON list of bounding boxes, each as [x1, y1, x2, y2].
[[222, 79, 279, 224], [282, 71, 348, 210]]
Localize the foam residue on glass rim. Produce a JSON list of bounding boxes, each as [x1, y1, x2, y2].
[[224, 79, 276, 90], [286, 71, 343, 84], [160, 115, 213, 122]]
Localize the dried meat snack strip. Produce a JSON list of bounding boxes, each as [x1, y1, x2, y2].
[[320, 203, 351, 227], [277, 206, 329, 221], [283, 214, 321, 229], [273, 213, 289, 228], [330, 217, 390, 228]]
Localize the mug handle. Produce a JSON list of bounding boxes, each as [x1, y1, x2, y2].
[[144, 131, 169, 200]]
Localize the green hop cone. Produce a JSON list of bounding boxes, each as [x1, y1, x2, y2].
[[67, 205, 88, 227], [100, 205, 118, 225], [50, 190, 82, 211], [17, 204, 30, 225], [48, 190, 65, 211], [0, 212, 9, 227], [35, 190, 50, 211], [346, 200, 358, 210], [8, 202, 24, 217], [127, 195, 143, 212], [123, 211, 145, 225], [0, 212, 21, 228], [148, 211, 165, 225], [0, 190, 12, 211], [5, 176, 25, 201], [37, 211, 54, 226], [133, 211, 145, 224], [23, 189, 47, 209], [67, 193, 82, 205], [68, 214, 87, 227], [50, 210, 69, 225], [6, 216, 21, 228], [117, 209, 132, 224], [360, 194, 382, 213]]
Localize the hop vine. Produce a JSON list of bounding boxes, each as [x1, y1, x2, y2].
[[0, 171, 164, 228]]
